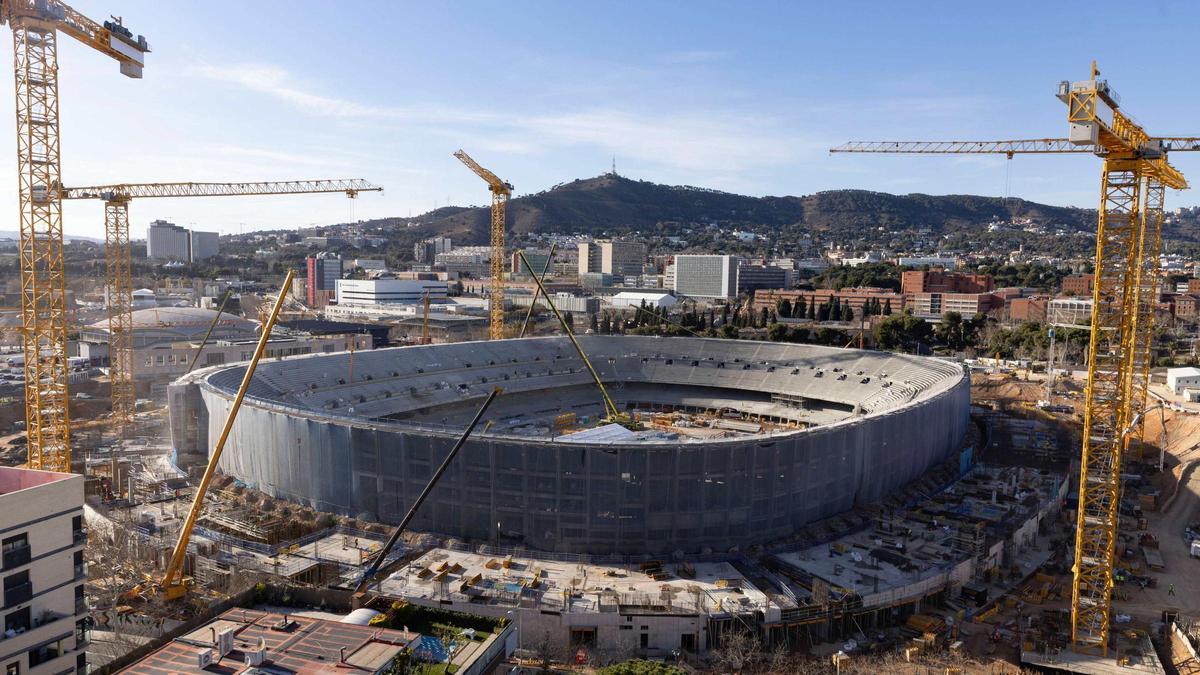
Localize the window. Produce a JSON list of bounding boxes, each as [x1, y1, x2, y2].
[[28, 639, 62, 667], [6, 662, 18, 675], [3, 571, 29, 608], [72, 516, 85, 546], [5, 607, 29, 632], [74, 585, 85, 615], [1, 535, 28, 569]]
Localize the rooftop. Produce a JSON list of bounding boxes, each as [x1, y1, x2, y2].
[[0, 466, 75, 496], [119, 608, 417, 675], [377, 548, 772, 616]]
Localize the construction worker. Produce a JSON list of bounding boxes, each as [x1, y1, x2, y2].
[[1168, 583, 1176, 597]]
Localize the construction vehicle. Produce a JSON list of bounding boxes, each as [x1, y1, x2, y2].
[[1, 0, 149, 473], [454, 149, 511, 340], [152, 271, 294, 601], [832, 62, 1199, 655], [353, 388, 501, 595], [59, 179, 382, 436], [518, 251, 636, 429]]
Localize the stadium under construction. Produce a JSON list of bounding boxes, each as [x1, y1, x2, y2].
[[170, 336, 969, 555]]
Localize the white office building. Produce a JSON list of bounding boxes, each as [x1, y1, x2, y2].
[[336, 279, 449, 306], [673, 255, 738, 299], [0, 467, 88, 675], [146, 220, 190, 261], [1167, 367, 1200, 395]]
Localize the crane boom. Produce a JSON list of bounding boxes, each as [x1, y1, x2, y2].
[[62, 178, 383, 434], [831, 137, 1200, 155], [0, 0, 148, 472], [59, 178, 382, 200], [454, 150, 511, 340]]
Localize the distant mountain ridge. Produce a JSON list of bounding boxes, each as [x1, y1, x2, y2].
[[362, 174, 1100, 244]]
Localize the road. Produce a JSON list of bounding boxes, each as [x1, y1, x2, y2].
[[1121, 460, 1200, 619]]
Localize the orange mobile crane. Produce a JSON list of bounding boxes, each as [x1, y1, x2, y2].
[[832, 62, 1200, 654], [0, 0, 148, 473], [58, 179, 382, 435]]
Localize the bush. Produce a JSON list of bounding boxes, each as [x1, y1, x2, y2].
[[598, 660, 686, 675]]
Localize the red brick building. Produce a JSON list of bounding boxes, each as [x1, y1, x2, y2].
[[1008, 296, 1048, 322], [752, 287, 903, 317], [901, 270, 993, 296], [1061, 274, 1094, 296]]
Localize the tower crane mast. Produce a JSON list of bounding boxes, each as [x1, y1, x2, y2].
[[0, 0, 148, 473], [59, 179, 383, 434], [831, 62, 1197, 655], [454, 149, 512, 340]]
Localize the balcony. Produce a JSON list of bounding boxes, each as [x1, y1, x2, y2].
[[3, 545, 30, 570], [5, 582, 32, 607], [73, 563, 86, 581], [72, 529, 87, 546], [74, 598, 87, 616]]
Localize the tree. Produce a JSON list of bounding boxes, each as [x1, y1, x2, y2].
[[883, 298, 893, 315], [767, 322, 788, 342], [842, 304, 854, 321], [874, 313, 933, 352], [720, 324, 739, 339], [777, 298, 792, 319], [601, 314, 612, 334], [760, 307, 770, 327], [590, 313, 599, 333], [721, 304, 730, 325], [807, 301, 816, 320], [795, 296, 806, 319], [816, 302, 830, 322]]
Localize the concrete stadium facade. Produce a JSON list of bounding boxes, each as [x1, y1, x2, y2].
[[169, 336, 970, 555]]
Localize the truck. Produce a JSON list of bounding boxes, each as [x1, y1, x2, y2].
[[1191, 540, 1200, 559]]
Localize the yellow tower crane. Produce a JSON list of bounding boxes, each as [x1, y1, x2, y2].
[[831, 62, 1199, 655], [58, 179, 383, 434], [0, 0, 148, 473], [454, 149, 512, 340]]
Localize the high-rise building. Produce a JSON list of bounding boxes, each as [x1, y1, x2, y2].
[[673, 255, 738, 299], [189, 230, 219, 261], [0, 467, 88, 675], [146, 220, 218, 262], [413, 237, 452, 263], [306, 253, 343, 307], [146, 220, 189, 260], [512, 249, 552, 278], [577, 242, 602, 275], [577, 239, 646, 282]]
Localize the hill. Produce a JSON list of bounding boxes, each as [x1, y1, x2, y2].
[[370, 174, 1099, 244]]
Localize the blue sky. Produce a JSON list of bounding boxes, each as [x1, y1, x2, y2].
[[13, 0, 1200, 238]]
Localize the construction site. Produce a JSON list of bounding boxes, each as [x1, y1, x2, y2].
[[0, 0, 1196, 672]]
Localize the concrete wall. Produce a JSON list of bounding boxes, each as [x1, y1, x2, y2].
[[175, 338, 970, 556]]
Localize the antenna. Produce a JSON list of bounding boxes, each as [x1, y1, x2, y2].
[[611, 155, 617, 177]]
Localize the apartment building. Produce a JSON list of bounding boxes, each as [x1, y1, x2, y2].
[[0, 468, 88, 675]]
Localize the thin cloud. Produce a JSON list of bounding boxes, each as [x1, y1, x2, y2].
[[190, 60, 817, 176]]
